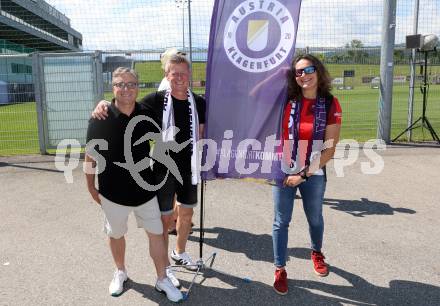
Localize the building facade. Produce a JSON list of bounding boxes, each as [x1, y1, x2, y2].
[[0, 0, 82, 103]]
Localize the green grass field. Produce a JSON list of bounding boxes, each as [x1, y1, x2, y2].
[[0, 103, 40, 155], [1, 63, 439, 155]]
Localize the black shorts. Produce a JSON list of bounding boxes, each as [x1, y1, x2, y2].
[[156, 172, 198, 215]]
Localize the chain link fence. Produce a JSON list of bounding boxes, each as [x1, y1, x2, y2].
[[0, 54, 39, 155], [0, 0, 439, 155]]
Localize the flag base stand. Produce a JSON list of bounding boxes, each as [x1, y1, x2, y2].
[[168, 250, 253, 300], [166, 181, 251, 300], [167, 251, 218, 300]]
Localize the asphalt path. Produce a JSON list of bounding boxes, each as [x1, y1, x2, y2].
[[1, 145, 439, 305]]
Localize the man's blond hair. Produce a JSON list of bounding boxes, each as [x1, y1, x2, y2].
[[160, 48, 179, 70], [164, 53, 191, 73]]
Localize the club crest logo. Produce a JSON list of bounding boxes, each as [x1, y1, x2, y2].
[[224, 0, 295, 73], [247, 20, 269, 51]]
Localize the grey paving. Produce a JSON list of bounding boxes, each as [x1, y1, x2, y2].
[[1, 145, 439, 305]]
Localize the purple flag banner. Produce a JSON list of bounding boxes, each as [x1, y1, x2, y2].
[[202, 0, 302, 181]]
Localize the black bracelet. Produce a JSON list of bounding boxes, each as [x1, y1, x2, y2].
[[300, 169, 309, 181]]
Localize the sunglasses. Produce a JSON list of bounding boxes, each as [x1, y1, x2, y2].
[[112, 82, 138, 89], [295, 65, 316, 77]]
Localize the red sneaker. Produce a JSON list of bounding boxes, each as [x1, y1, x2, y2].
[[273, 268, 288, 295], [311, 251, 329, 276]]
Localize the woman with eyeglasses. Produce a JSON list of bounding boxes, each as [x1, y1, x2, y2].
[[272, 54, 342, 295]]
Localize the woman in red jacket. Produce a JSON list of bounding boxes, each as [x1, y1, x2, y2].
[[272, 54, 342, 295]]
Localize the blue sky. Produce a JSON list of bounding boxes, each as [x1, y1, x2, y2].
[[45, 0, 439, 50]]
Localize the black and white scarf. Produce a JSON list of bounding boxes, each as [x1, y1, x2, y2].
[[162, 89, 200, 185]]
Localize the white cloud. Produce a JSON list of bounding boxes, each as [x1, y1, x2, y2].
[[417, 0, 440, 36], [46, 0, 213, 50], [45, 0, 439, 50]]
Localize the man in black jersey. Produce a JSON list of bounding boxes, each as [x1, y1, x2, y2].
[[92, 54, 206, 288], [86, 68, 183, 302]]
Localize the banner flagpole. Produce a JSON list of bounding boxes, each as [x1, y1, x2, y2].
[[199, 180, 205, 259], [170, 0, 302, 300]]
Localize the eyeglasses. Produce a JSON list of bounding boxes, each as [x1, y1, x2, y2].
[[295, 65, 316, 77], [112, 82, 138, 89], [169, 71, 189, 78]]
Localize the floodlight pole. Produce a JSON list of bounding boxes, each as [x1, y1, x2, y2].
[[407, 0, 420, 141], [183, 7, 185, 50], [175, 0, 187, 51], [377, 0, 397, 143], [176, 0, 193, 85], [187, 0, 193, 85]]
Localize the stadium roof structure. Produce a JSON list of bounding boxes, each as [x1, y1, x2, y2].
[[0, 0, 82, 52]]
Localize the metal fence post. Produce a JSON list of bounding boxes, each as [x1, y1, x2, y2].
[[377, 0, 397, 143], [32, 52, 47, 154], [94, 50, 104, 103], [188, 0, 193, 87]]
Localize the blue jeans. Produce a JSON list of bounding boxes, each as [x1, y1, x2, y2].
[[272, 175, 326, 267]]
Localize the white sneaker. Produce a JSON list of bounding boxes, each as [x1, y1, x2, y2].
[[171, 250, 198, 271], [109, 269, 128, 296], [166, 267, 181, 288], [155, 277, 183, 303]]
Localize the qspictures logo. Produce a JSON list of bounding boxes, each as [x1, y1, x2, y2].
[[224, 0, 295, 73]]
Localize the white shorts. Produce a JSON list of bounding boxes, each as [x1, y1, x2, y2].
[[100, 195, 163, 238]]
